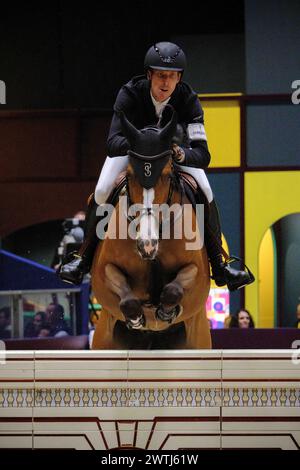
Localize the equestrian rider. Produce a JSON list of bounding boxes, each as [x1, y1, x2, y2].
[[58, 41, 254, 291]]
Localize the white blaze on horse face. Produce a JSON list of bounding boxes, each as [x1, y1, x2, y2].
[[137, 188, 159, 258]]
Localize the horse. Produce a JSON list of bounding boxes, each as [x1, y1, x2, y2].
[[91, 108, 211, 349]]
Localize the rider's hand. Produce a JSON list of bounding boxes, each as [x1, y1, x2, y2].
[[172, 144, 185, 163], [172, 124, 185, 145]]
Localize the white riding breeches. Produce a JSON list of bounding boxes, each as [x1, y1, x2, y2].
[[173, 162, 213, 203], [94, 156, 213, 205], [95, 156, 129, 205]]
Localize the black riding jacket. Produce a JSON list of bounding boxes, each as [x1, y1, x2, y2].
[[106, 75, 211, 169]]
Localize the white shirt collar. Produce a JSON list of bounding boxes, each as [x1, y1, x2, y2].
[[150, 91, 171, 119]]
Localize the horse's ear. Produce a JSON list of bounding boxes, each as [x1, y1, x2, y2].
[[118, 111, 141, 145], [160, 105, 178, 141]]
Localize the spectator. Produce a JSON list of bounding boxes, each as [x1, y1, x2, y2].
[[24, 311, 47, 338], [45, 303, 70, 337], [229, 309, 255, 328], [0, 306, 11, 339]]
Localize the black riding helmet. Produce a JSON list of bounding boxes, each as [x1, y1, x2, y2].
[[144, 42, 186, 72]]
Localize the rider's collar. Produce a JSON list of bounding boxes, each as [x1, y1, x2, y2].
[[150, 92, 171, 119]]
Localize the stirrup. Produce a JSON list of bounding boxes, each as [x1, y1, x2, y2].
[[57, 251, 87, 285], [226, 256, 255, 279], [62, 250, 82, 264]]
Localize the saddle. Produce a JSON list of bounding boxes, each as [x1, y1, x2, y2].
[[106, 171, 128, 207], [175, 170, 208, 211]]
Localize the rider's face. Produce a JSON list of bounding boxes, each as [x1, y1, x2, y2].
[[149, 69, 181, 102]]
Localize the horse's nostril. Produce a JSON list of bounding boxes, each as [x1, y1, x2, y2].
[[137, 238, 158, 248], [137, 237, 159, 261]]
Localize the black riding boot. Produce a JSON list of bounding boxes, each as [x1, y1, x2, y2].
[[58, 196, 100, 285], [205, 199, 255, 291]]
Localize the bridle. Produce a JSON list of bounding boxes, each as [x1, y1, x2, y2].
[[124, 161, 185, 238]]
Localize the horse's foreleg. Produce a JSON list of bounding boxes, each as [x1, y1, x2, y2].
[[104, 263, 145, 329], [156, 264, 198, 322]]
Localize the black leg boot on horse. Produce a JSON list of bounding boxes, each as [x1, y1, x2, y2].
[[58, 195, 101, 285], [205, 199, 255, 291]]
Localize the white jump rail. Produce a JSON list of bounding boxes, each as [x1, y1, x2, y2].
[[0, 350, 299, 450]]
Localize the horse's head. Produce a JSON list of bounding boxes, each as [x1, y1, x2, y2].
[[120, 106, 177, 260]]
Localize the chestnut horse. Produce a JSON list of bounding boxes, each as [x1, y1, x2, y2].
[[91, 109, 211, 349]]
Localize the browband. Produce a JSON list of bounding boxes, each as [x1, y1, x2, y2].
[[127, 150, 172, 161]]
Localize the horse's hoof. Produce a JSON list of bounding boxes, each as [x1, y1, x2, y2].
[[126, 313, 146, 330], [160, 282, 183, 306], [155, 304, 181, 323], [120, 297, 142, 318], [120, 297, 145, 329]]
